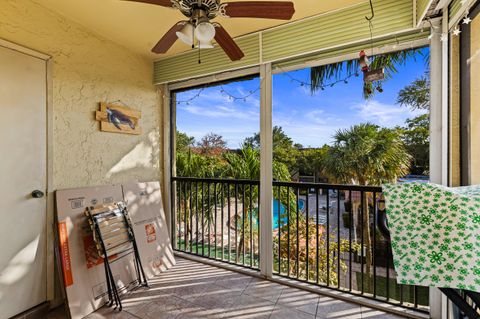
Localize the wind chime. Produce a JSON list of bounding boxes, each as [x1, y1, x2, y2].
[[359, 0, 385, 95]]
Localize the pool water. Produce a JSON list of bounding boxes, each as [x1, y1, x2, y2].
[[273, 198, 305, 228]]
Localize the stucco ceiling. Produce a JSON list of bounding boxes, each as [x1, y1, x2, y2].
[[34, 0, 367, 60]]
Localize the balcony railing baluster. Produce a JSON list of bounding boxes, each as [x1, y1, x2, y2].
[[287, 186, 290, 278], [337, 190, 340, 289], [250, 183, 254, 268], [349, 190, 353, 292], [326, 190, 330, 286], [214, 182, 217, 258], [315, 187, 319, 284]]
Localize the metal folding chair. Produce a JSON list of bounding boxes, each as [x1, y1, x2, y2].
[[86, 202, 148, 311], [377, 200, 480, 319]]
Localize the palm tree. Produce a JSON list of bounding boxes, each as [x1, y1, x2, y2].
[[176, 150, 220, 251], [397, 72, 430, 110], [323, 123, 411, 290], [222, 145, 291, 263], [310, 48, 425, 98]]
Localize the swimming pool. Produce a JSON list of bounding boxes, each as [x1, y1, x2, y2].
[[273, 198, 305, 228]]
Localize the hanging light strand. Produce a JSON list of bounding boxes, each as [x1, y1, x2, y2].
[[281, 70, 359, 90], [175, 81, 263, 105], [219, 86, 261, 102]]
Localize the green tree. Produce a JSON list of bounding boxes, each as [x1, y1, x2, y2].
[[222, 145, 291, 262], [176, 130, 195, 152], [396, 73, 430, 110], [243, 126, 300, 175], [398, 114, 429, 175], [396, 70, 430, 175], [176, 149, 224, 253], [325, 124, 411, 185], [324, 123, 411, 290], [176, 150, 222, 178], [197, 132, 227, 156], [296, 146, 329, 177]]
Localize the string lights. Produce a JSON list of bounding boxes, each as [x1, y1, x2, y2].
[[175, 68, 362, 105], [175, 0, 468, 106], [281, 70, 359, 90], [176, 86, 261, 105]]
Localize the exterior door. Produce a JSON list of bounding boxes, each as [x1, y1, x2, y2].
[[0, 44, 47, 318]]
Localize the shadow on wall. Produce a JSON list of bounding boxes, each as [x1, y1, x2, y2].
[[106, 129, 160, 180]]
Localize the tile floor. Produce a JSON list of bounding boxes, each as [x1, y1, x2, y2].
[[48, 257, 407, 319]]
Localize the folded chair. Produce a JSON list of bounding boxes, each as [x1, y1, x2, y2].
[[377, 203, 480, 319], [86, 202, 148, 311]]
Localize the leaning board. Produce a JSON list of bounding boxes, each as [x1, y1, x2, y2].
[[122, 181, 175, 277], [56, 185, 137, 319]]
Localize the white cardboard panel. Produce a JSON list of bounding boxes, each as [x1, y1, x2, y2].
[[56, 185, 137, 319], [122, 181, 175, 277]]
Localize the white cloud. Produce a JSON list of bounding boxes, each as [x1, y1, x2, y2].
[[351, 100, 425, 126], [307, 110, 327, 124], [181, 104, 259, 120]]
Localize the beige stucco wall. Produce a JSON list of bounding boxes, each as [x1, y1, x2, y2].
[[0, 0, 161, 190], [471, 13, 480, 184]]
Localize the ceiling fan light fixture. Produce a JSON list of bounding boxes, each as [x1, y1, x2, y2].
[[176, 22, 194, 46], [197, 40, 214, 49], [194, 21, 216, 42]]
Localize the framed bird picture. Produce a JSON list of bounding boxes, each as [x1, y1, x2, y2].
[[95, 102, 141, 135]]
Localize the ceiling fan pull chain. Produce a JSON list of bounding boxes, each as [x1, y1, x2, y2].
[[198, 45, 202, 64]]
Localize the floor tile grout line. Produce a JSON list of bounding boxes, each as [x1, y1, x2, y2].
[[124, 309, 144, 319]]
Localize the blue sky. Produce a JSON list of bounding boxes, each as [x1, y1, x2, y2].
[[176, 47, 429, 149]]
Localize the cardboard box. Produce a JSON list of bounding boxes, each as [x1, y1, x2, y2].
[[122, 181, 175, 277], [56, 185, 137, 319], [56, 182, 175, 318]]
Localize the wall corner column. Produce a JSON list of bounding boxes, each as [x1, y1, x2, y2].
[[429, 15, 449, 319], [159, 84, 174, 245], [259, 63, 273, 278]]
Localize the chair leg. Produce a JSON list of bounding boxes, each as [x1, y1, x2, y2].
[[440, 288, 480, 319], [103, 260, 114, 307]]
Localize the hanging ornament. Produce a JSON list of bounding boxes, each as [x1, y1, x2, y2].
[[359, 50, 370, 72], [453, 27, 461, 36], [360, 1, 385, 87], [359, 50, 385, 83], [463, 16, 472, 24]]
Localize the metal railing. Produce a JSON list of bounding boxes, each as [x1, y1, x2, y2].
[[172, 177, 260, 269], [272, 181, 429, 312], [171, 177, 429, 312]]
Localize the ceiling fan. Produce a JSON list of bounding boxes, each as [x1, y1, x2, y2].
[[126, 0, 295, 61]]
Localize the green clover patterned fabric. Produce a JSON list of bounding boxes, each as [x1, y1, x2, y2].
[[382, 182, 480, 292]]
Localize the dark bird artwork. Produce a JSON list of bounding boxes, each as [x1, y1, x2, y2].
[[106, 107, 135, 130]]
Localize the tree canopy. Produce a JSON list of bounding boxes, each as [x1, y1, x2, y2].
[[196, 133, 227, 156], [324, 123, 412, 185], [396, 73, 430, 110], [244, 126, 300, 174]]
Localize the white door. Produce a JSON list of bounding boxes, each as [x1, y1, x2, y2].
[[0, 45, 47, 318]]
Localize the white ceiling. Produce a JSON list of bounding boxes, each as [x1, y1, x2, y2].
[[34, 0, 367, 60]]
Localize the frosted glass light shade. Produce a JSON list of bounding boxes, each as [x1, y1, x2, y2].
[[196, 41, 214, 49], [195, 22, 216, 42], [176, 23, 194, 46]]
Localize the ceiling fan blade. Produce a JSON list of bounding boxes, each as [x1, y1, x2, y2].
[[213, 24, 245, 61], [123, 0, 174, 7], [152, 21, 186, 54], [219, 1, 295, 20]]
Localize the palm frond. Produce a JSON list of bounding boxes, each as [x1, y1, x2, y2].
[[310, 48, 425, 98]]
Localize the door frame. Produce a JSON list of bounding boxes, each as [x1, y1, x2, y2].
[[0, 38, 55, 306]]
